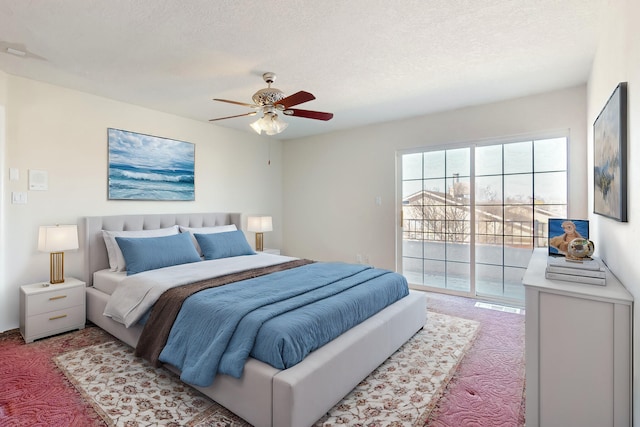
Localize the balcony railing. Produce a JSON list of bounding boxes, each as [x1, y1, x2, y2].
[[402, 218, 548, 247]]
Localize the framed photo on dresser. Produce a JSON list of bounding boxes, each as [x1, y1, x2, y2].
[[547, 218, 589, 257]]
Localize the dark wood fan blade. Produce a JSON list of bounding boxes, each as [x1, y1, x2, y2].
[[209, 111, 257, 121], [283, 108, 334, 121], [213, 98, 257, 108], [275, 91, 316, 108]]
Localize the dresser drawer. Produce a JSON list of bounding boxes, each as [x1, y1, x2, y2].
[[25, 285, 84, 316], [25, 305, 85, 339]]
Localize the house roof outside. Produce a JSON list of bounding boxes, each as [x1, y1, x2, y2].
[[402, 189, 560, 247]]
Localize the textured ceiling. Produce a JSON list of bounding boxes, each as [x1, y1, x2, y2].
[[0, 0, 604, 140]]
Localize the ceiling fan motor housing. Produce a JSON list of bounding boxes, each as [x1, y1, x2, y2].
[[252, 87, 285, 106]]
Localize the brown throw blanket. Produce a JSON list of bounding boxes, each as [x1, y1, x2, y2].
[[135, 259, 314, 366]]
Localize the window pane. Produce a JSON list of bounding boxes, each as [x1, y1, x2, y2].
[[423, 178, 446, 196], [403, 257, 423, 285], [446, 148, 470, 178], [476, 264, 503, 297], [504, 141, 532, 174], [476, 175, 503, 204], [504, 205, 533, 237], [425, 241, 446, 260], [446, 261, 470, 292], [447, 176, 471, 204], [476, 145, 502, 176], [535, 172, 567, 204], [505, 247, 533, 269], [423, 206, 446, 222], [476, 215, 503, 243], [402, 153, 423, 180], [504, 173, 532, 204], [447, 239, 470, 263], [403, 180, 422, 199], [424, 151, 445, 179], [403, 237, 423, 257], [476, 237, 503, 264], [424, 259, 446, 288], [504, 267, 526, 300], [535, 138, 567, 172]]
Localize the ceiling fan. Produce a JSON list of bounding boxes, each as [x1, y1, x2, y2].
[[210, 72, 334, 135]]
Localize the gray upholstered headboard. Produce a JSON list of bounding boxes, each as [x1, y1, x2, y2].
[[82, 212, 242, 286]]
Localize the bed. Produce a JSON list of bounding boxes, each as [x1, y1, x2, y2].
[[81, 212, 427, 427]]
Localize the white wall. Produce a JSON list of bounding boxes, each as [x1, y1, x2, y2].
[[587, 0, 640, 422], [1, 75, 283, 332], [283, 86, 588, 270], [0, 71, 8, 333]]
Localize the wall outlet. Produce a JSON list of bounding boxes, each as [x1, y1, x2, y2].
[[356, 254, 363, 264]]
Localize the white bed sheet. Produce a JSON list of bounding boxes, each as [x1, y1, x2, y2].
[[103, 253, 297, 327], [93, 269, 127, 295]]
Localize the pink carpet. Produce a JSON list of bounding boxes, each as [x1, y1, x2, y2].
[[0, 292, 525, 426], [423, 293, 526, 426], [0, 327, 111, 426]]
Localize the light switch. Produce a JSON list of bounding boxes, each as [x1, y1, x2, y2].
[[11, 192, 27, 204], [9, 168, 19, 181]]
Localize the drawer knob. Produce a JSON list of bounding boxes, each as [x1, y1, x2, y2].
[[49, 314, 68, 320], [49, 295, 67, 301]]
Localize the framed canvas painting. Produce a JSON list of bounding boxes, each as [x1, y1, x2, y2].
[[593, 82, 627, 221], [548, 218, 589, 257], [108, 128, 195, 201]]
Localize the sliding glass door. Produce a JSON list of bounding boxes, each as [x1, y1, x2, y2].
[[401, 147, 472, 294], [400, 136, 567, 304]]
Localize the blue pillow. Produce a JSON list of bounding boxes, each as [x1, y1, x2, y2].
[[116, 232, 202, 275], [194, 230, 256, 260]]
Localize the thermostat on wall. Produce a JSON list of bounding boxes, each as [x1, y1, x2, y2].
[[28, 169, 48, 191]]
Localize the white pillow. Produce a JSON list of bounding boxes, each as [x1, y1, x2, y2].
[[179, 224, 237, 256], [102, 225, 180, 271]]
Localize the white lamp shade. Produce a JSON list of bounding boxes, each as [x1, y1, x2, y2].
[[247, 216, 273, 233], [38, 225, 79, 252]]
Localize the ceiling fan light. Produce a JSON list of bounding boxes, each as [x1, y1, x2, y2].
[[250, 119, 263, 134], [263, 113, 288, 136], [271, 114, 288, 134], [249, 111, 289, 136]]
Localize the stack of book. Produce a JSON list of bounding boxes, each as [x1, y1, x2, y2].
[[545, 256, 606, 286]]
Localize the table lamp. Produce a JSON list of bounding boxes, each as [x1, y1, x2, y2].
[[247, 216, 273, 252], [38, 224, 79, 284]]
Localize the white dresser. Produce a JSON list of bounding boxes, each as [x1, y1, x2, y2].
[[20, 277, 86, 343], [523, 248, 632, 427]]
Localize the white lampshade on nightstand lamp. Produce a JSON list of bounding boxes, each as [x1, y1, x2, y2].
[[38, 224, 79, 284], [247, 216, 273, 252]]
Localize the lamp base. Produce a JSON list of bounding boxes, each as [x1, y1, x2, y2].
[[255, 232, 264, 252], [49, 252, 66, 284]]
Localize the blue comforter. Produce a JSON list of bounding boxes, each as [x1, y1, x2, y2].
[[158, 262, 409, 387]]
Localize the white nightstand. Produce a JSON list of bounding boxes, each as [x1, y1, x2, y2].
[[262, 248, 281, 255], [20, 277, 86, 343]]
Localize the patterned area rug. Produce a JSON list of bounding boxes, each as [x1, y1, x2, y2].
[[53, 312, 478, 427]]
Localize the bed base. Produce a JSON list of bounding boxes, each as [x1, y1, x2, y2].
[[83, 213, 427, 427], [87, 287, 425, 427]]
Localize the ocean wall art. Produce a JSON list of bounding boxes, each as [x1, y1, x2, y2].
[[108, 128, 195, 201]]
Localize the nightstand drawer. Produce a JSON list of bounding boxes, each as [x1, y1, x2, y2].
[[20, 277, 86, 343], [25, 305, 85, 339], [25, 285, 84, 316]]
